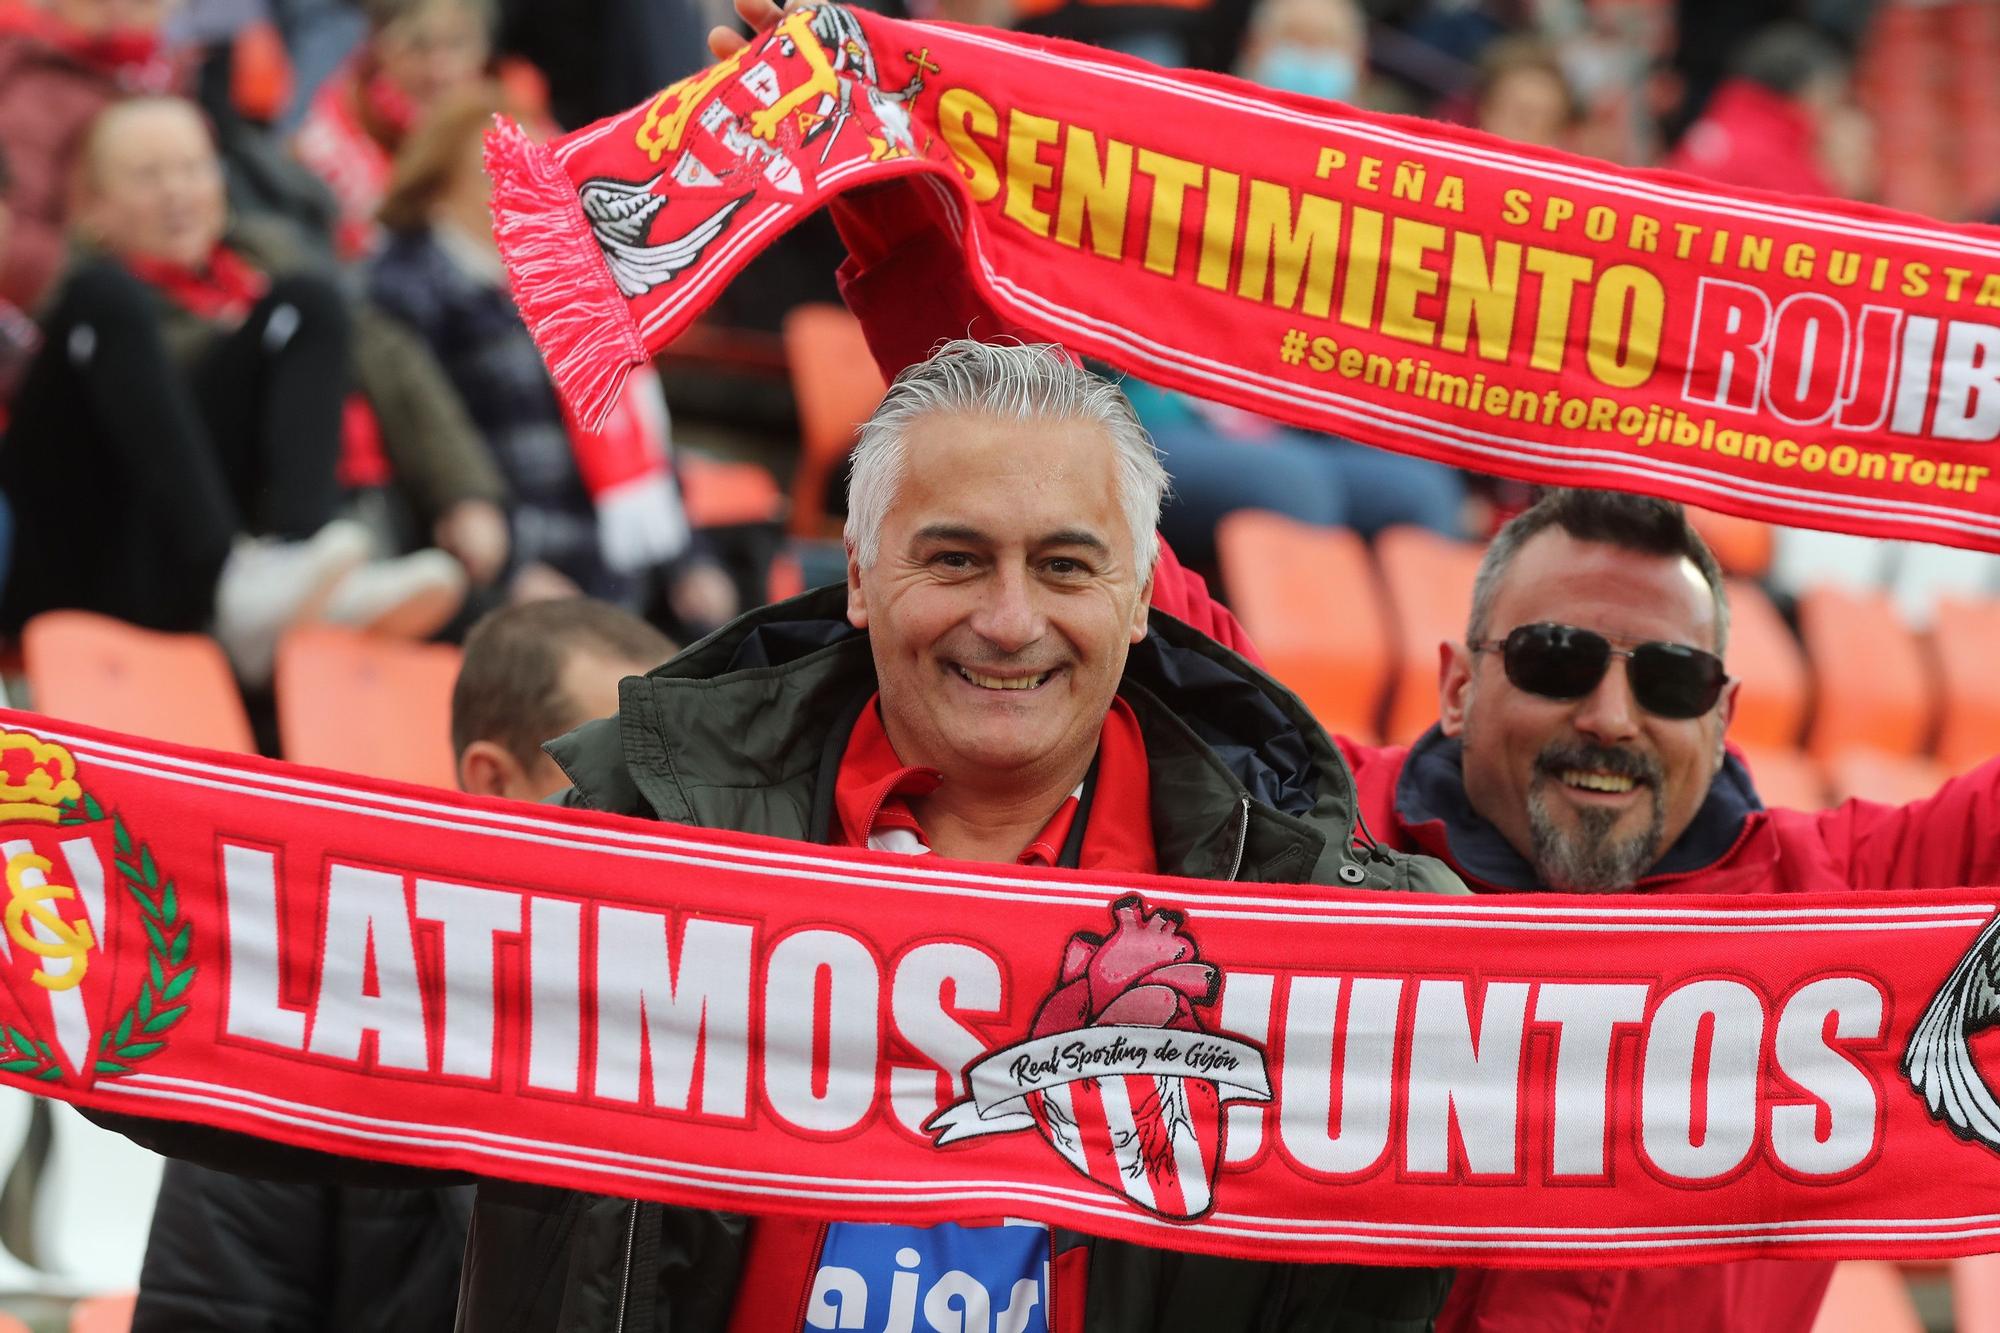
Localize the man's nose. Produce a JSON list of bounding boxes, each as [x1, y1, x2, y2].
[[1571, 657, 1642, 743], [969, 564, 1045, 653]]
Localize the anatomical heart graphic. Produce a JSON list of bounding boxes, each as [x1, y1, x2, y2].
[[927, 896, 1269, 1221]]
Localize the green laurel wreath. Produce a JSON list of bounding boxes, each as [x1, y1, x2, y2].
[[39, 791, 198, 1079], [0, 1026, 59, 1082]]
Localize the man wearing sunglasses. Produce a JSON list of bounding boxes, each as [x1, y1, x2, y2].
[[1334, 486, 2000, 1332], [723, 100, 1984, 1322], [1417, 488, 1739, 899]]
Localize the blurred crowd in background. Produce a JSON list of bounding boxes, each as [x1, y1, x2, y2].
[[0, 0, 1981, 668], [0, 0, 1996, 1326], [0, 0, 1972, 710]]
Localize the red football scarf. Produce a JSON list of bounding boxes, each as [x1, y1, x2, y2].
[[122, 245, 268, 325], [10, 708, 2000, 1268], [568, 363, 693, 575], [486, 5, 2000, 552]]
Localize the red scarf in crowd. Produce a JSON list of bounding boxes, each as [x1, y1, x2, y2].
[[565, 363, 692, 574], [15, 8, 178, 91], [487, 4, 2000, 552], [122, 245, 268, 325], [292, 59, 414, 261], [10, 709, 2000, 1268]]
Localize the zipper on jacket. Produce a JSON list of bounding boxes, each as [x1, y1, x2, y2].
[[614, 1199, 639, 1333], [1226, 795, 1251, 881]]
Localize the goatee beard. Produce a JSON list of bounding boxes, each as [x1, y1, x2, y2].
[[1525, 740, 1666, 891]]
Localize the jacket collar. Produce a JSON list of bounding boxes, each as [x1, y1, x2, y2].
[[1393, 726, 1762, 892], [555, 585, 1369, 885]]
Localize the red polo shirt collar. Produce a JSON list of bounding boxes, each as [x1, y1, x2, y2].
[[832, 694, 1157, 874]]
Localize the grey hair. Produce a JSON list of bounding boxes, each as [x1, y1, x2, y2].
[[1468, 488, 1731, 656], [844, 340, 1169, 578]]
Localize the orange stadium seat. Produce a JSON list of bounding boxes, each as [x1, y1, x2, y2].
[[782, 304, 886, 540], [1824, 748, 1952, 806], [1733, 745, 1828, 812], [1946, 2, 2000, 213], [1808, 1262, 1923, 1333], [1723, 578, 1809, 750], [1215, 512, 1391, 742], [765, 550, 806, 603], [1799, 587, 1935, 762], [274, 627, 461, 789], [1376, 526, 1484, 745], [1687, 506, 1773, 579], [679, 453, 785, 529], [1931, 595, 2000, 775], [21, 612, 255, 753]]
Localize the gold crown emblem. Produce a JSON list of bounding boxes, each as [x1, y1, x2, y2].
[[0, 732, 81, 824]]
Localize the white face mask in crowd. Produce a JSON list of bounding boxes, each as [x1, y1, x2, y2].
[[1246, 45, 1361, 104]]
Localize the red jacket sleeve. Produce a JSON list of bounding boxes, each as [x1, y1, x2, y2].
[[1146, 536, 1263, 667], [831, 182, 1022, 378], [1812, 756, 2000, 889]]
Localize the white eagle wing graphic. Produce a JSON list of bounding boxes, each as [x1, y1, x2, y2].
[[1905, 913, 2000, 1146], [578, 176, 747, 299], [808, 3, 875, 81]]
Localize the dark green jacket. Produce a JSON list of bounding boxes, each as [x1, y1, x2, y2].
[[451, 587, 1463, 1333]]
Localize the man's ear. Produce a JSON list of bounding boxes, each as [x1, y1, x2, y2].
[[845, 544, 869, 630], [1713, 677, 1742, 772], [1439, 639, 1475, 737], [1130, 569, 1154, 644], [458, 740, 527, 798]]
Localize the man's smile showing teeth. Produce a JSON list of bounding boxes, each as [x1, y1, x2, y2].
[[1562, 770, 1637, 794], [954, 665, 1053, 691]]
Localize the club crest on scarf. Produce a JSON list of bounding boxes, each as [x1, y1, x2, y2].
[[581, 4, 928, 300], [927, 895, 1270, 1220], [0, 729, 195, 1087]]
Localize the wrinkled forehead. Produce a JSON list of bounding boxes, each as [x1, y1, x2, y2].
[[888, 413, 1128, 539], [1486, 531, 1722, 655]]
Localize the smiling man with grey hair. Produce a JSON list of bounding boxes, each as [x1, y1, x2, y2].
[[839, 339, 1172, 860], [533, 335, 1463, 1331], [846, 339, 1169, 577], [88, 337, 1466, 1333]]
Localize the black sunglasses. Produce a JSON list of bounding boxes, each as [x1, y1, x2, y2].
[[1468, 622, 1728, 720]]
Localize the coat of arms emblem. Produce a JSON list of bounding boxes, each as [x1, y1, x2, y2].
[[928, 895, 1270, 1220], [581, 4, 930, 299], [0, 729, 195, 1086]]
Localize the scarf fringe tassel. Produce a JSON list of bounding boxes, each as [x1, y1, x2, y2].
[[483, 116, 643, 430]]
